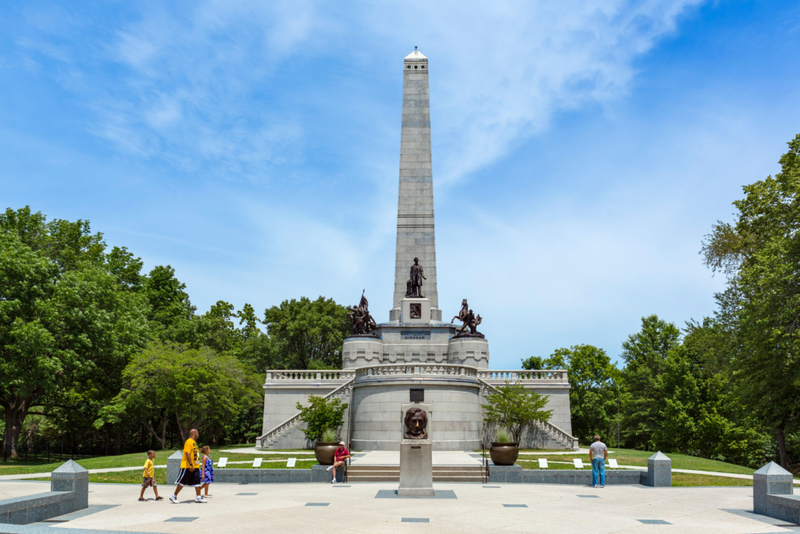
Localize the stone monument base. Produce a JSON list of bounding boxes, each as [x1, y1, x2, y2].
[[398, 442, 434, 496]]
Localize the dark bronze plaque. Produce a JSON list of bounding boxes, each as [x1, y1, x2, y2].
[[410, 388, 424, 402], [409, 303, 422, 319]]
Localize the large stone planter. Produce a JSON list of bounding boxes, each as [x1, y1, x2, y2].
[[314, 442, 340, 465], [490, 442, 519, 466]]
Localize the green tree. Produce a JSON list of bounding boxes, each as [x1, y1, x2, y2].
[[619, 315, 681, 450], [528, 345, 620, 445], [701, 134, 800, 468], [263, 297, 349, 369], [295, 395, 348, 443], [0, 207, 148, 457], [142, 265, 197, 344], [483, 382, 553, 443], [97, 341, 260, 446]]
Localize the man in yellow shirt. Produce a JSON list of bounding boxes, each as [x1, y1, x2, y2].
[[170, 429, 206, 504], [139, 450, 162, 501]]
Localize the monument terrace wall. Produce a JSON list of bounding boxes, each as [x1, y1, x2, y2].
[[258, 366, 575, 451]]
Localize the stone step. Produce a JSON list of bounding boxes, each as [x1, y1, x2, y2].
[[346, 474, 485, 482]]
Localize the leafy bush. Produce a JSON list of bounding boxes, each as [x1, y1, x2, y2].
[[483, 382, 552, 443], [321, 428, 338, 442], [295, 395, 348, 443]]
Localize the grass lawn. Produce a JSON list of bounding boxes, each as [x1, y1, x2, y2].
[[672, 473, 752, 487], [0, 446, 316, 476]]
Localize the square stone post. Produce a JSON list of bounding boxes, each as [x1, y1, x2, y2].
[[645, 451, 671, 487], [51, 460, 89, 514], [753, 462, 794, 516], [167, 450, 183, 486]]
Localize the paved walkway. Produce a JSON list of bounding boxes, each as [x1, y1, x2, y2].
[[2, 480, 795, 533]]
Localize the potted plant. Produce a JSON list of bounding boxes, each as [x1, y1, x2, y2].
[[489, 428, 518, 466], [295, 395, 348, 465], [483, 382, 553, 466]]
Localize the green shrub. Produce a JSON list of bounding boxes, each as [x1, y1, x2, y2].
[[321, 428, 338, 442], [295, 395, 348, 443], [483, 382, 552, 443]]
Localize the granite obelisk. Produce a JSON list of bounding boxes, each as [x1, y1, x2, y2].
[[391, 48, 442, 322]]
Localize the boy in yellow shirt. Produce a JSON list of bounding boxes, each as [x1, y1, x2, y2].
[[139, 450, 162, 501]]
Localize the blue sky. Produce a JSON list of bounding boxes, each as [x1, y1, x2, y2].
[[2, 1, 800, 369]]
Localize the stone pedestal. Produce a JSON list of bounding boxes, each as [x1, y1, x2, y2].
[[398, 402, 434, 496], [398, 442, 434, 496], [342, 336, 383, 368], [447, 336, 490, 368], [167, 450, 182, 486], [645, 451, 671, 487], [754, 462, 795, 519], [51, 459, 89, 513]]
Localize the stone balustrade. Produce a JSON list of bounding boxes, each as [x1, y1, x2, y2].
[[264, 367, 568, 385], [265, 370, 356, 382], [355, 363, 479, 379], [478, 370, 568, 382]]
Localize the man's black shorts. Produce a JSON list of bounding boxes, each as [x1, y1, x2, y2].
[[176, 468, 202, 487]]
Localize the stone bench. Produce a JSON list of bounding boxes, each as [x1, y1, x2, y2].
[[0, 460, 88, 525]]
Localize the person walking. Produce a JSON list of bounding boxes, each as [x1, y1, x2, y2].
[[139, 450, 162, 501], [589, 434, 608, 488], [169, 429, 206, 504], [200, 445, 214, 498]]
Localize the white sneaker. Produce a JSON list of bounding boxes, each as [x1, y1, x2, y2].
[[331, 478, 336, 484], [326, 466, 333, 472], [169, 495, 178, 504], [196, 496, 207, 503]]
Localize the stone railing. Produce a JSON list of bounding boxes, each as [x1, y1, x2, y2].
[[258, 376, 355, 449], [478, 370, 568, 382], [355, 363, 479, 379], [265, 370, 356, 383]]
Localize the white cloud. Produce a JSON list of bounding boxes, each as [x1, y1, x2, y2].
[[14, 0, 705, 185]]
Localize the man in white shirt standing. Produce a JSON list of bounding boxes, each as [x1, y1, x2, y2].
[[589, 435, 608, 488]]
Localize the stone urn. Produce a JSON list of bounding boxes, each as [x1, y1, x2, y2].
[[489, 442, 519, 466], [314, 442, 339, 465]]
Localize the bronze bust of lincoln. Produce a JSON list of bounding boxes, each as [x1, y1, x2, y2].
[[404, 407, 428, 439]]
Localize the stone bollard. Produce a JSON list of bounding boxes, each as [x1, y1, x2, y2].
[[753, 462, 794, 516], [167, 450, 182, 487], [645, 452, 671, 487], [51, 459, 89, 514]]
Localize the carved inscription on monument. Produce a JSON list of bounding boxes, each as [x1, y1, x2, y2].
[[401, 331, 430, 340], [409, 303, 421, 319]]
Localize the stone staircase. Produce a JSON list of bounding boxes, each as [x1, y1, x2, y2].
[[346, 465, 485, 483], [258, 377, 355, 449]]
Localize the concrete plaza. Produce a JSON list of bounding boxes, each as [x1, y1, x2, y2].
[[0, 479, 794, 534]]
